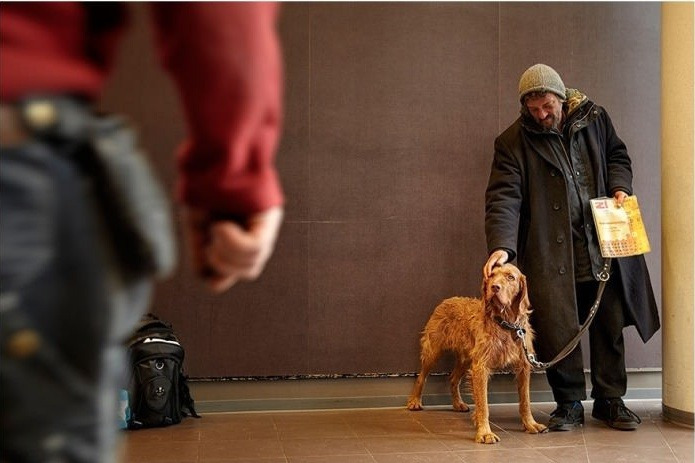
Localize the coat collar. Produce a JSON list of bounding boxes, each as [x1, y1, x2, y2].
[[565, 88, 589, 116]]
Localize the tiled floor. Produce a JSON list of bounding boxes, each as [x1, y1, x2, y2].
[[121, 399, 693, 462]]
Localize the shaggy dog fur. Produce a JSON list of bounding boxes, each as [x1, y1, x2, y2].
[[406, 263, 547, 443]]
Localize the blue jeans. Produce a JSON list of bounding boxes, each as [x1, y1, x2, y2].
[[1, 138, 151, 462]]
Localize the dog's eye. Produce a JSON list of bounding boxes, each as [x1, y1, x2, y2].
[[506, 275, 516, 281]]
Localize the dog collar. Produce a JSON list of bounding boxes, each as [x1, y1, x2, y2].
[[494, 316, 525, 335]]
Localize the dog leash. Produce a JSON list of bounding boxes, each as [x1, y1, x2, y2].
[[495, 259, 612, 372]]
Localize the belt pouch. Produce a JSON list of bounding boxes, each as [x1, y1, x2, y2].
[[15, 97, 177, 280], [84, 115, 176, 280]]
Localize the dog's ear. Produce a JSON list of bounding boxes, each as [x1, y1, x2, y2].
[[515, 273, 531, 314], [481, 274, 490, 303]]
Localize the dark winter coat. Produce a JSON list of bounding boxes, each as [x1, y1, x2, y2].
[[485, 89, 660, 363]]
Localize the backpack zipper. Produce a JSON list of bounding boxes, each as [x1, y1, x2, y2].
[[142, 337, 181, 346]]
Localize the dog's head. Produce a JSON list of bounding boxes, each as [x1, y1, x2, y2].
[[482, 263, 531, 319]]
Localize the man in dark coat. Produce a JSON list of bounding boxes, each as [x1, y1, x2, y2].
[[483, 64, 660, 432]]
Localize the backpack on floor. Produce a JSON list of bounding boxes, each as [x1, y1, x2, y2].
[[125, 313, 200, 429]]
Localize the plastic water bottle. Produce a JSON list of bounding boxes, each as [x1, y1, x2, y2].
[[118, 389, 131, 429]]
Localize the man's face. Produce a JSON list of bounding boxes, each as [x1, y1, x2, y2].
[[524, 93, 564, 131]]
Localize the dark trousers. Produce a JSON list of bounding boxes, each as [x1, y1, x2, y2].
[[546, 275, 628, 403], [0, 138, 150, 462]]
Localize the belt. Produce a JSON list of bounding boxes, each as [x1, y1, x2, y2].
[[0, 97, 91, 148]]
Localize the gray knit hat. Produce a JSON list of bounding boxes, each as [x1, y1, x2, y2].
[[518, 64, 566, 102]]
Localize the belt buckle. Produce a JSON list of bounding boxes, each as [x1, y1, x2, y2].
[[23, 100, 58, 130]]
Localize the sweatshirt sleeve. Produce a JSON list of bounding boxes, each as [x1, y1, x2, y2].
[[149, 2, 284, 216]]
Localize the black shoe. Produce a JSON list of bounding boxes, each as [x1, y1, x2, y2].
[[592, 398, 641, 431], [548, 401, 584, 431]]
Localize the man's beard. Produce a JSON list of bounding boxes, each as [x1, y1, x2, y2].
[[521, 107, 563, 132], [538, 114, 561, 132]]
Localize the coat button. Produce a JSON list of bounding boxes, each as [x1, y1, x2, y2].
[[553, 203, 561, 211], [556, 236, 564, 244], [559, 266, 567, 275]]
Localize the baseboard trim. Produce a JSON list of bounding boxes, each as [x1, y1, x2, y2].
[[189, 370, 662, 413], [663, 403, 695, 428]]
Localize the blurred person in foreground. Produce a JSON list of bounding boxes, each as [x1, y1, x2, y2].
[[0, 3, 284, 462], [483, 64, 659, 432]]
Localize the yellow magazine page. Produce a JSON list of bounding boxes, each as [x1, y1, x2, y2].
[[590, 195, 651, 258]]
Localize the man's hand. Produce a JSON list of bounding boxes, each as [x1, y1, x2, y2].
[[185, 206, 284, 293], [613, 190, 628, 207], [483, 249, 509, 279]]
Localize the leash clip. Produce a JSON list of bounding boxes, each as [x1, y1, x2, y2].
[[526, 354, 547, 371], [597, 258, 612, 282]]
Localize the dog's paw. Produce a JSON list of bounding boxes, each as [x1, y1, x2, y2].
[[452, 400, 470, 412], [406, 398, 423, 411], [475, 431, 500, 444], [524, 421, 548, 434]]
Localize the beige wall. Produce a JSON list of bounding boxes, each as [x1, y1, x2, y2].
[[661, 2, 695, 425]]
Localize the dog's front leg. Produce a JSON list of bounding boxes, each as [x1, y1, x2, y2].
[[471, 363, 499, 444], [516, 366, 547, 434]]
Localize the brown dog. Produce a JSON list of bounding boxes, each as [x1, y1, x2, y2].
[[406, 263, 547, 443]]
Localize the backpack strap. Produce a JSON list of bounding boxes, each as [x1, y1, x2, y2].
[[133, 313, 172, 333], [127, 313, 176, 346], [178, 373, 201, 418]]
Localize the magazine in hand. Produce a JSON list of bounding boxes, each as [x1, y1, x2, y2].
[[590, 195, 651, 258]]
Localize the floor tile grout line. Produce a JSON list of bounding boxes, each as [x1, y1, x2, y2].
[[653, 412, 689, 462]]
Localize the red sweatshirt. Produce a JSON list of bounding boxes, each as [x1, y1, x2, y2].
[[0, 2, 284, 217]]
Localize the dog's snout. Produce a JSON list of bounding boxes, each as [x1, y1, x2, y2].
[[490, 284, 501, 293]]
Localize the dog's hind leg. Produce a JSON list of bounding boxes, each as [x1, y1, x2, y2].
[[406, 361, 434, 411], [406, 342, 439, 411], [449, 359, 470, 412]]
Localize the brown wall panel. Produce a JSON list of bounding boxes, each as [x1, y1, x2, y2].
[[101, 2, 661, 378]]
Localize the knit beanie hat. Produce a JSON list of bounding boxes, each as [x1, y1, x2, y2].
[[518, 64, 566, 102]]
